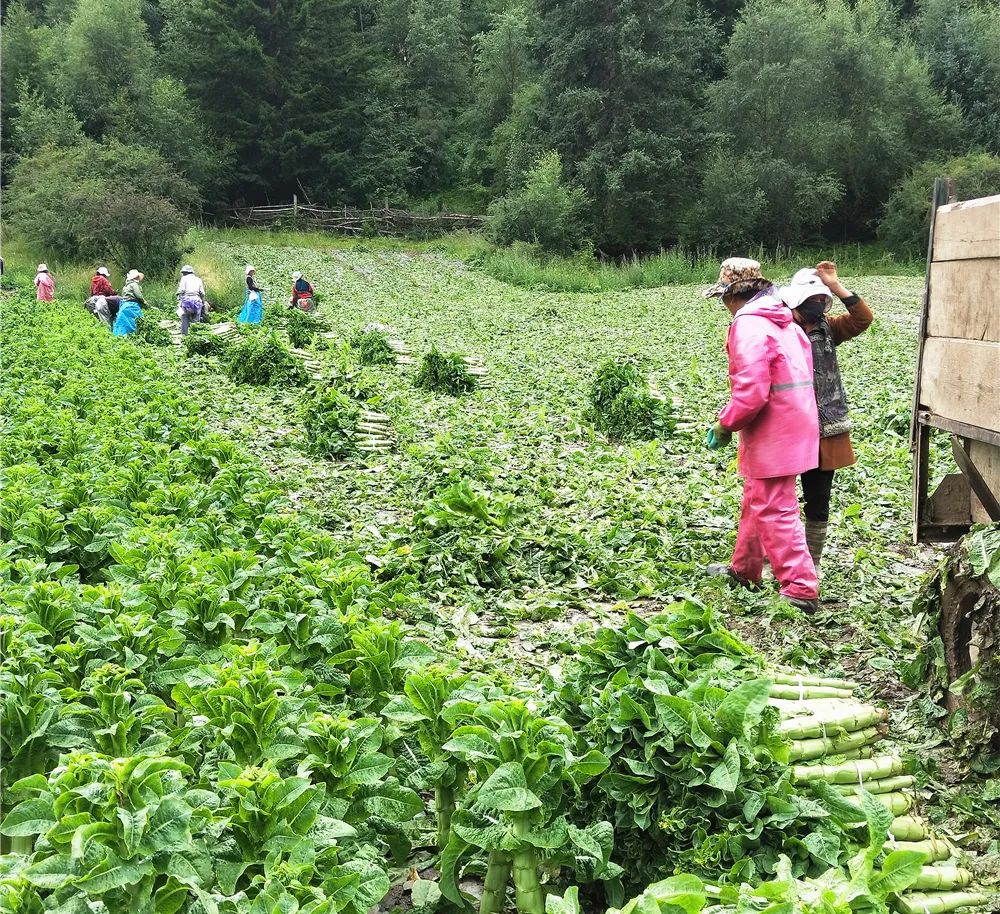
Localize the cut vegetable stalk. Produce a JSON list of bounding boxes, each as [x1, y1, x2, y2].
[[788, 726, 883, 761], [780, 707, 887, 739], [511, 815, 543, 914], [835, 774, 915, 795], [769, 685, 855, 700], [770, 672, 858, 691], [480, 851, 511, 914], [895, 892, 989, 914], [871, 791, 912, 815], [886, 839, 953, 862], [792, 755, 905, 784], [912, 867, 974, 891], [435, 784, 455, 852], [890, 817, 928, 841]]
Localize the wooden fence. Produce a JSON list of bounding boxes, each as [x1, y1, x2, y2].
[[224, 198, 486, 236]]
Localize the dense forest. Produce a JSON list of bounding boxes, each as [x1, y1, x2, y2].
[[2, 0, 1000, 259]]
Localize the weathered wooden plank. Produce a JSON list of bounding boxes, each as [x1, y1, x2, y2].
[[920, 337, 1000, 432], [969, 440, 1000, 524], [926, 259, 1000, 343], [933, 195, 1000, 261]]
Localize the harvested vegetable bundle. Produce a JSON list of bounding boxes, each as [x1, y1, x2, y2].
[[224, 330, 308, 386], [302, 388, 362, 458], [890, 816, 928, 841], [792, 755, 906, 784], [889, 838, 954, 862], [351, 327, 396, 366], [911, 866, 974, 891], [286, 306, 325, 349], [184, 323, 231, 357], [415, 346, 477, 394], [895, 891, 989, 914], [787, 725, 883, 761], [770, 672, 858, 691], [585, 358, 674, 442], [834, 774, 915, 795]]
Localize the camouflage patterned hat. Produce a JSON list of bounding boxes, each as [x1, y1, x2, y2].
[[702, 257, 770, 298]]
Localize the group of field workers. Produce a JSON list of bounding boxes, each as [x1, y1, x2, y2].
[[703, 257, 873, 614], [238, 265, 316, 324], [71, 262, 316, 335]]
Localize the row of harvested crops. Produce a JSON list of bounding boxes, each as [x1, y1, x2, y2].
[[0, 295, 991, 914]]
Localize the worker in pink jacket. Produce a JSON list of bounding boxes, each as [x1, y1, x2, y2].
[[703, 258, 820, 612], [34, 263, 55, 301]]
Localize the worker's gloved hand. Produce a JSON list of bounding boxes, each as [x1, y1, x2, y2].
[[706, 422, 732, 450]]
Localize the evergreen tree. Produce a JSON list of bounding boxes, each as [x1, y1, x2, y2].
[[915, 0, 1000, 155], [703, 0, 963, 244], [536, 0, 715, 251]]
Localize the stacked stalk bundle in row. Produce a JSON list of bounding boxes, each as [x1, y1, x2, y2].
[[767, 672, 988, 914]]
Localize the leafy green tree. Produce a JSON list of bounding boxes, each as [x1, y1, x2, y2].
[[107, 76, 231, 198], [464, 4, 539, 190], [486, 151, 589, 254], [914, 0, 1000, 155], [705, 0, 963, 244], [10, 81, 85, 156], [536, 0, 714, 252], [879, 153, 1000, 258], [0, 2, 51, 160], [54, 0, 156, 136], [6, 140, 198, 274]]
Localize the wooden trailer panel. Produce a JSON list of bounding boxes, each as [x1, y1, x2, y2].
[[926, 259, 1000, 343], [931, 194, 1000, 261], [912, 187, 1000, 542], [920, 338, 1000, 430]]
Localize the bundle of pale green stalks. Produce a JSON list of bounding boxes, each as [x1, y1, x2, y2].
[[788, 725, 884, 761], [888, 839, 953, 862], [834, 775, 915, 795], [792, 755, 906, 784], [779, 704, 888, 739], [895, 892, 989, 914]]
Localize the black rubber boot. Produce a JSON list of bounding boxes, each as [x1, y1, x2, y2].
[[785, 595, 818, 615], [805, 520, 828, 571]]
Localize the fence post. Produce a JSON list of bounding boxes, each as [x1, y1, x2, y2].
[[293, 194, 298, 219]]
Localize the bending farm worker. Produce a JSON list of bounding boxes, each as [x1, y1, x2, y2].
[[176, 264, 206, 335], [90, 266, 121, 321], [289, 271, 315, 311], [113, 269, 145, 336], [780, 262, 873, 570], [34, 263, 55, 301], [238, 264, 264, 324], [703, 257, 820, 613]]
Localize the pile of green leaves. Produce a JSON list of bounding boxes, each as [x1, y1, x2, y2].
[[415, 346, 477, 395], [287, 307, 322, 349], [224, 330, 307, 386], [184, 324, 230, 358], [552, 795, 925, 914], [585, 359, 674, 442], [302, 387, 362, 459], [134, 312, 172, 347], [556, 604, 863, 889], [350, 327, 396, 366]]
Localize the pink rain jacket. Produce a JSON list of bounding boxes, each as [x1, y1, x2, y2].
[[718, 290, 819, 479], [34, 272, 55, 301]]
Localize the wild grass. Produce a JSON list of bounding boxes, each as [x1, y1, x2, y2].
[[2, 223, 923, 308]]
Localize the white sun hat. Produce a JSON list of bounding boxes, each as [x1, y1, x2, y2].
[[180, 264, 194, 274], [779, 268, 834, 311], [37, 263, 48, 272], [126, 269, 140, 282], [245, 265, 256, 275], [97, 266, 110, 277], [291, 271, 302, 280]]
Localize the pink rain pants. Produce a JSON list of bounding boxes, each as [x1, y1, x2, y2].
[[730, 474, 818, 600]]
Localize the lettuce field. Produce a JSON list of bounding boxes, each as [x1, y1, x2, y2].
[[2, 241, 997, 914]]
